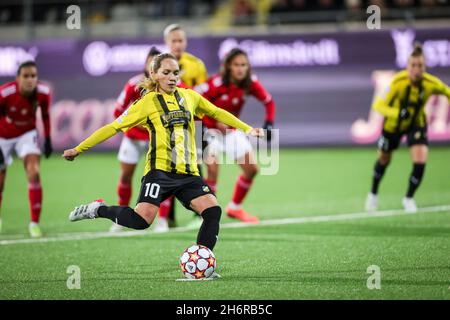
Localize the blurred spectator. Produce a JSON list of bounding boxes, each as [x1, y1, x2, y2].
[[419, 0, 438, 7], [315, 0, 342, 10], [0, 0, 220, 24], [368, 0, 388, 8], [391, 0, 415, 7], [0, 4, 22, 23], [270, 0, 291, 13], [345, 0, 363, 11], [291, 0, 316, 11], [1, 0, 448, 26], [232, 0, 256, 25]]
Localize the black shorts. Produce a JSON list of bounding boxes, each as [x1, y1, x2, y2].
[[136, 170, 215, 210], [377, 127, 428, 152]]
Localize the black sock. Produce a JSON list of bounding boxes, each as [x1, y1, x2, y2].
[[371, 160, 388, 194], [97, 206, 149, 230], [406, 163, 425, 198], [197, 206, 221, 251]]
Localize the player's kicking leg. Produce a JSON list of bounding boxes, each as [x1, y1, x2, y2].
[[71, 170, 166, 231], [111, 162, 136, 232], [70, 199, 157, 231], [111, 137, 146, 232]]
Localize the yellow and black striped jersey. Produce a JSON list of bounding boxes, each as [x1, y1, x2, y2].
[[75, 88, 252, 176], [178, 52, 208, 87], [373, 70, 450, 133]]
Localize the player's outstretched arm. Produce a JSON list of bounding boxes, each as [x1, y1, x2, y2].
[[62, 124, 119, 161], [62, 95, 148, 161], [207, 106, 264, 137], [196, 93, 264, 137]]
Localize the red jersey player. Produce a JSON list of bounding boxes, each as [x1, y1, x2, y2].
[[196, 48, 276, 223], [109, 47, 162, 232], [0, 61, 53, 237]]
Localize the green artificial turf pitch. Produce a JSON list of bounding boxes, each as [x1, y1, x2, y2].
[[0, 148, 449, 299]]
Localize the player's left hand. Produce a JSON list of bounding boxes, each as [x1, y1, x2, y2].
[[249, 128, 265, 138], [263, 121, 273, 143], [44, 137, 53, 158], [62, 148, 79, 161]]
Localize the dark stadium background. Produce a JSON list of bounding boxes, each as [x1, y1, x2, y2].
[[1, 1, 449, 148]]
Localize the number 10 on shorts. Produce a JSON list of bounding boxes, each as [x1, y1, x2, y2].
[[144, 183, 160, 198]]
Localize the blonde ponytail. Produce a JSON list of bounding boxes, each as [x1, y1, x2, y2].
[[140, 76, 158, 94]]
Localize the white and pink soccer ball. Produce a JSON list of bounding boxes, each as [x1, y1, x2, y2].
[[180, 245, 216, 279]]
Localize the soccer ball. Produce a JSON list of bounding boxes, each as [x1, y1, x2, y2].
[[180, 244, 216, 279]]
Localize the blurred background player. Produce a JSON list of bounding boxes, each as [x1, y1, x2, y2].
[[196, 48, 276, 223], [0, 61, 53, 237], [365, 43, 450, 213], [109, 47, 162, 233], [164, 23, 208, 88], [155, 23, 209, 232]]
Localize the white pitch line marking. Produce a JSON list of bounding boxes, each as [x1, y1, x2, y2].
[[0, 204, 449, 246]]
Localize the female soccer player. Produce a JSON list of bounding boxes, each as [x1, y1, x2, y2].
[[110, 47, 161, 233], [63, 53, 263, 256], [365, 43, 450, 213], [155, 23, 209, 232], [196, 48, 276, 223], [0, 61, 53, 237]]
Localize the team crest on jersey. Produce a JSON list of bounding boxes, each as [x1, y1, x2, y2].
[[414, 131, 421, 139], [202, 185, 210, 192], [160, 110, 191, 127]]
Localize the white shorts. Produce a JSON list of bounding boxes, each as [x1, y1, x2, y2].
[[0, 130, 41, 170], [117, 136, 148, 164], [205, 129, 253, 160]]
